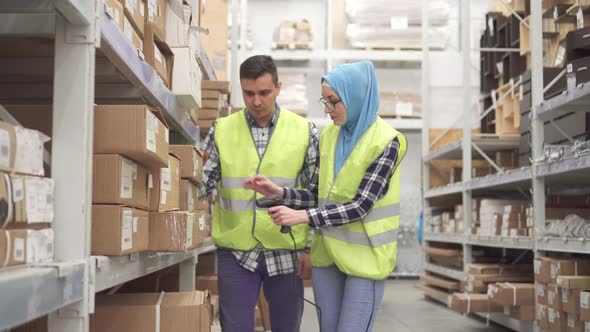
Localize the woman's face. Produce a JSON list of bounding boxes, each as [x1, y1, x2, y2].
[[321, 84, 347, 126]]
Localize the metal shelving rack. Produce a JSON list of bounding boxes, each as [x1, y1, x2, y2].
[[0, 2, 217, 331], [422, 1, 590, 331]]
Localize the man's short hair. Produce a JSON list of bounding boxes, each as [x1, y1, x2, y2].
[[240, 55, 278, 85]]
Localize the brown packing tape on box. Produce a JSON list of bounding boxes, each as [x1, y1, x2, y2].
[[450, 293, 503, 313], [92, 205, 149, 256], [148, 212, 194, 252], [92, 291, 211, 332], [558, 276, 590, 289], [169, 145, 203, 184], [148, 154, 181, 212], [92, 154, 150, 210], [94, 105, 169, 169]]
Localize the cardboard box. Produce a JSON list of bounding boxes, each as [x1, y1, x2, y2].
[[563, 288, 581, 315], [122, 0, 146, 37], [92, 291, 211, 332], [199, 0, 227, 79], [196, 275, 218, 295], [0, 122, 47, 177], [551, 259, 590, 283], [450, 293, 503, 313], [123, 15, 143, 51], [567, 314, 584, 332], [468, 263, 532, 275], [548, 308, 567, 332], [144, 24, 174, 88], [538, 304, 549, 330], [509, 305, 535, 321], [197, 120, 215, 133], [202, 90, 222, 99], [489, 283, 534, 306], [195, 197, 209, 212], [558, 276, 590, 289], [165, 0, 192, 47], [196, 252, 216, 275], [179, 180, 198, 212], [146, 0, 166, 42], [192, 210, 208, 247], [92, 205, 149, 256], [0, 229, 53, 268], [536, 257, 555, 283], [93, 154, 149, 210], [198, 109, 219, 120], [549, 284, 563, 310], [169, 145, 203, 183], [149, 212, 197, 251], [104, 0, 125, 27], [5, 174, 54, 224], [201, 99, 221, 109], [538, 283, 548, 306], [580, 290, 590, 320], [148, 154, 180, 212], [171, 46, 202, 108], [210, 295, 219, 322], [202, 80, 230, 93], [94, 105, 169, 169]]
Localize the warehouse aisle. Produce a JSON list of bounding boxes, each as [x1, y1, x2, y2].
[[300, 279, 512, 332]]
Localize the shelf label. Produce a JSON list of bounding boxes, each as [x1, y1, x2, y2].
[[581, 292, 590, 309], [120, 158, 134, 199], [121, 209, 133, 251], [186, 214, 194, 248]]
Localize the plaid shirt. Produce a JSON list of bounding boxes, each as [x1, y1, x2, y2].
[[283, 137, 401, 228], [199, 106, 319, 276]]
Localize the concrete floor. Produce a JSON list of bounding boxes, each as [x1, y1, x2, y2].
[[300, 279, 513, 332]]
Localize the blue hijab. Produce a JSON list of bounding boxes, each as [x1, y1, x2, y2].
[[322, 60, 380, 177]]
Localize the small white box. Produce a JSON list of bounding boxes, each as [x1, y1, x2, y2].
[[171, 46, 202, 108]]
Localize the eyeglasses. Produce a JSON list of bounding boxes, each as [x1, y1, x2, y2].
[[319, 97, 342, 111]]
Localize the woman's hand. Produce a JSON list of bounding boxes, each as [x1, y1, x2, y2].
[[243, 175, 284, 197], [268, 206, 310, 227]]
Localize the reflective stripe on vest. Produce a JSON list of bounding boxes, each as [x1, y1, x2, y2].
[[317, 228, 399, 247], [221, 176, 297, 190]]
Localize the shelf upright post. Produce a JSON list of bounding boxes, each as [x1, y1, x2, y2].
[[460, 0, 473, 272], [48, 2, 99, 331], [421, 0, 431, 273]]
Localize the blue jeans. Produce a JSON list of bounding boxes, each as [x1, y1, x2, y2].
[[312, 265, 385, 332]]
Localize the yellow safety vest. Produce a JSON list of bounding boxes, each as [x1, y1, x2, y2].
[[212, 109, 310, 250], [310, 117, 407, 279]]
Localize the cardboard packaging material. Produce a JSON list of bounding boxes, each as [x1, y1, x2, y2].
[[144, 23, 173, 87], [122, 0, 146, 37], [123, 15, 143, 52], [171, 46, 202, 108], [196, 275, 218, 295], [538, 304, 549, 330], [450, 293, 503, 313], [536, 258, 551, 283], [489, 283, 534, 306], [567, 313, 584, 332], [0, 228, 53, 268], [202, 80, 230, 93], [548, 308, 567, 332], [145, 0, 166, 42], [104, 0, 124, 28], [93, 154, 149, 210], [148, 212, 197, 252], [580, 290, 590, 320], [202, 90, 223, 100], [538, 283, 548, 306], [201, 99, 221, 109], [562, 288, 581, 314], [558, 276, 590, 289], [169, 145, 203, 183], [0, 121, 48, 177], [508, 305, 535, 321], [196, 252, 216, 275], [193, 211, 208, 248], [94, 105, 169, 169], [148, 154, 180, 212], [0, 174, 55, 225], [92, 291, 211, 332], [550, 258, 590, 283], [549, 284, 563, 310], [468, 263, 532, 275], [198, 109, 219, 120], [210, 295, 219, 322], [92, 205, 149, 256], [180, 180, 198, 212]]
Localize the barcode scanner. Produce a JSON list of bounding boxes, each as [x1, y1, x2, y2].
[[256, 195, 291, 234]]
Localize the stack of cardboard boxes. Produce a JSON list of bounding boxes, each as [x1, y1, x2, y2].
[[191, 80, 232, 137], [476, 199, 529, 237], [0, 121, 54, 270], [535, 256, 590, 332], [92, 105, 209, 255]]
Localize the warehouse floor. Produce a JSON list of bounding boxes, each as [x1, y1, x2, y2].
[[300, 279, 512, 332]]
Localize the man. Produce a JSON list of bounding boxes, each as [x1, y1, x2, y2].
[[199, 55, 318, 332]]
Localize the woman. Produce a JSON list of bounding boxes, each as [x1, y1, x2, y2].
[[244, 60, 407, 332]]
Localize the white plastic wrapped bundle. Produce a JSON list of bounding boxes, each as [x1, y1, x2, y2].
[[278, 73, 309, 116], [346, 24, 450, 49], [345, 0, 451, 26]]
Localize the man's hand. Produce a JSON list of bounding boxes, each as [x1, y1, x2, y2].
[[243, 175, 284, 197], [298, 253, 312, 280], [268, 206, 309, 227]]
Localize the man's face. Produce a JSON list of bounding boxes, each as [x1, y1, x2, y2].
[[241, 73, 281, 124]]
